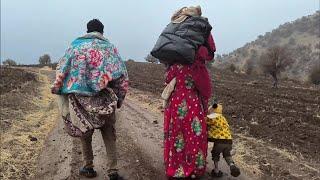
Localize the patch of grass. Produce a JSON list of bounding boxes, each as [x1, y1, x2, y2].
[[233, 136, 263, 178], [0, 70, 58, 179]]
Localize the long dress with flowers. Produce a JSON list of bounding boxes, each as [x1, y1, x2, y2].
[[164, 64, 208, 178]]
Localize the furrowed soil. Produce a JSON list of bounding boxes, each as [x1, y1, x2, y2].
[[126, 61, 320, 180], [1, 62, 319, 180]]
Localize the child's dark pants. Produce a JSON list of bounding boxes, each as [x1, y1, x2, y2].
[[211, 143, 234, 165]]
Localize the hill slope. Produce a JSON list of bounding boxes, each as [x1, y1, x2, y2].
[[214, 11, 320, 82]]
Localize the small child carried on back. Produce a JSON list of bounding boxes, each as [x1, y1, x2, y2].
[[206, 101, 241, 177]]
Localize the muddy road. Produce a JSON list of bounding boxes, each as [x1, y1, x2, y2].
[[36, 98, 165, 180], [35, 70, 247, 180]]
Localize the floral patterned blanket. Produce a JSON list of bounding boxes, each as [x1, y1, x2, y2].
[[52, 32, 128, 96], [58, 88, 118, 137]]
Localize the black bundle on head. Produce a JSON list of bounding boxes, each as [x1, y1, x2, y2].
[[87, 19, 104, 34]]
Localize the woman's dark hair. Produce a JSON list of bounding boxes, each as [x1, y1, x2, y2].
[[87, 19, 104, 34]]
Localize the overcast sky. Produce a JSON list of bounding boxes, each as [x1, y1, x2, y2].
[[1, 0, 319, 64]]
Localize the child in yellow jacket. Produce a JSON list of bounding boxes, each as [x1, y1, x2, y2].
[[206, 101, 241, 177]]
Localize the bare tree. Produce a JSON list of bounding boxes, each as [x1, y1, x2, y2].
[[309, 64, 320, 86], [229, 64, 236, 72], [2, 59, 17, 66], [244, 49, 258, 75], [259, 46, 293, 88], [244, 58, 254, 75], [145, 54, 159, 63], [39, 54, 51, 65]]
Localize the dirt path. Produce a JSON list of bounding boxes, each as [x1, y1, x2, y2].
[[35, 70, 249, 180], [36, 99, 249, 180], [36, 98, 164, 180]]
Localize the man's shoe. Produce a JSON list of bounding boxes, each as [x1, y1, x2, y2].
[[108, 171, 122, 180], [79, 167, 97, 178]]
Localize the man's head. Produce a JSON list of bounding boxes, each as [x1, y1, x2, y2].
[[87, 19, 104, 34]]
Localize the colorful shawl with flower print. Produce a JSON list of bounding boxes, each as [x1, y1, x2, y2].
[[52, 32, 128, 96]]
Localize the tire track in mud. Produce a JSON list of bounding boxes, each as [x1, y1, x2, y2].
[[120, 99, 165, 173]]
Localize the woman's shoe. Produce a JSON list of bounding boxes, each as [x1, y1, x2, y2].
[[79, 167, 97, 178]]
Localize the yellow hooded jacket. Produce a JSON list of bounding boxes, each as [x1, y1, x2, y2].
[[206, 104, 232, 143]]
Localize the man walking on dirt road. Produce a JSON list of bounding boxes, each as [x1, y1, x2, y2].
[[51, 19, 128, 180]]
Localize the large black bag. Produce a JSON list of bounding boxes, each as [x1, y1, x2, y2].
[[151, 16, 212, 65]]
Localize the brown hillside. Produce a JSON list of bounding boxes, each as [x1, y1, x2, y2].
[[214, 11, 320, 82]]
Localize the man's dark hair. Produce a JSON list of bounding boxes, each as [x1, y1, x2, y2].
[[87, 19, 104, 34]]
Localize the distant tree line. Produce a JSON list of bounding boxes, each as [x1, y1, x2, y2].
[[1, 53, 59, 70], [2, 59, 17, 66]]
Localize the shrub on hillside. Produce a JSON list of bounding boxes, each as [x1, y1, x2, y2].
[[288, 37, 296, 46], [229, 64, 236, 72], [291, 45, 312, 63], [243, 50, 258, 75], [279, 29, 292, 38]]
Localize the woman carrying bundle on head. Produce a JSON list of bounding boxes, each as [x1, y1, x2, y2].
[[152, 6, 216, 179]]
